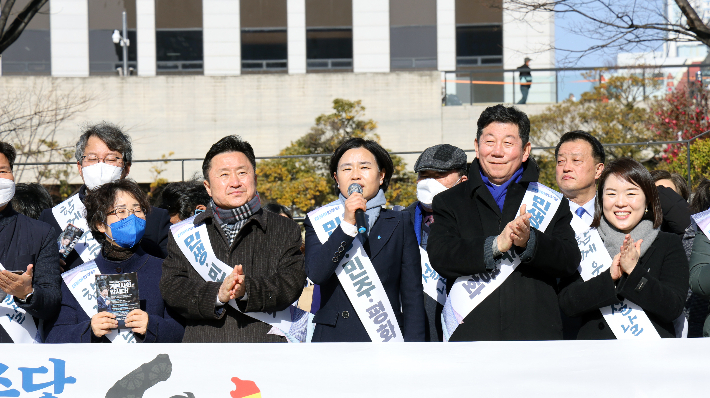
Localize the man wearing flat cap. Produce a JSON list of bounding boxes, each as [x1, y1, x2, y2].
[[404, 144, 468, 341]]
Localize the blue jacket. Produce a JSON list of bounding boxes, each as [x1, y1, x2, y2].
[[39, 185, 171, 271], [0, 205, 61, 343], [304, 207, 425, 342], [44, 248, 184, 343]]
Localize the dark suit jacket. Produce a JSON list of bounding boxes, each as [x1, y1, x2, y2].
[[657, 185, 690, 235], [160, 206, 305, 343], [39, 185, 170, 270], [304, 207, 425, 342], [559, 231, 688, 339], [0, 205, 61, 343], [428, 159, 581, 341]]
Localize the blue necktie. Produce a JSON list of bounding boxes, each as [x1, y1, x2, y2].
[[575, 207, 586, 218]]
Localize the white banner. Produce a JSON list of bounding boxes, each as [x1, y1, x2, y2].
[[61, 261, 136, 343], [51, 194, 102, 263], [570, 216, 661, 339], [170, 217, 309, 343], [0, 263, 38, 344], [692, 208, 710, 238], [442, 183, 563, 341], [308, 203, 404, 343], [420, 248, 447, 305]]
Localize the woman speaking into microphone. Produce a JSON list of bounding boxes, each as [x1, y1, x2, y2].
[[304, 138, 425, 342]]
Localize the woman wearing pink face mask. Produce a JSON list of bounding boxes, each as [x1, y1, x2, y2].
[[559, 158, 688, 339]]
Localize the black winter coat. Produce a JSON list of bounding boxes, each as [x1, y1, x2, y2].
[[428, 159, 581, 341], [559, 231, 688, 339]]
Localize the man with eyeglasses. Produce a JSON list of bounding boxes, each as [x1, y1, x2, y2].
[[0, 141, 61, 343], [39, 123, 170, 271]]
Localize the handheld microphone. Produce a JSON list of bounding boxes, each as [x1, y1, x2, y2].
[[347, 183, 368, 235]]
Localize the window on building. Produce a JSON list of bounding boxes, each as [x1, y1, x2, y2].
[[155, 0, 203, 74], [241, 0, 287, 73], [1, 0, 51, 76], [456, 25, 502, 66], [306, 0, 352, 71], [89, 0, 137, 76], [389, 0, 437, 70]]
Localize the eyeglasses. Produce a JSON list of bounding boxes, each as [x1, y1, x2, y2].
[[107, 206, 145, 219], [80, 154, 123, 166]]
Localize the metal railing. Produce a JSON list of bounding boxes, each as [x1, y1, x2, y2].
[[18, 133, 709, 187], [443, 63, 710, 105], [156, 61, 204, 72], [306, 58, 353, 70], [242, 60, 288, 71]]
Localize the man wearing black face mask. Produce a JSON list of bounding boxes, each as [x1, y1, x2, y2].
[[39, 123, 170, 271], [404, 144, 467, 342], [0, 142, 61, 343]]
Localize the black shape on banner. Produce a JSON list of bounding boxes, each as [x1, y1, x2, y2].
[[105, 354, 173, 398], [170, 393, 195, 398]]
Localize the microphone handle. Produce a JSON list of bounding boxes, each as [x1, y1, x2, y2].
[[355, 209, 367, 234]]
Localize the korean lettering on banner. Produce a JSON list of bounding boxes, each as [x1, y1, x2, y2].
[[322, 217, 341, 236], [575, 230, 600, 265], [81, 281, 98, 313], [58, 200, 83, 228], [422, 262, 447, 297], [529, 195, 551, 229], [366, 301, 397, 342], [79, 233, 102, 260], [610, 302, 644, 336], [183, 231, 226, 283], [0, 358, 76, 397], [2, 296, 26, 326], [460, 265, 502, 300], [342, 256, 376, 299]]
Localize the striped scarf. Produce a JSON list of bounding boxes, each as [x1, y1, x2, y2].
[[211, 193, 262, 245]]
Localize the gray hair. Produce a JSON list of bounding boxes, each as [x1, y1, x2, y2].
[[75, 122, 133, 165]]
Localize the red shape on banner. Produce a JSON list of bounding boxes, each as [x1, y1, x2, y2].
[[230, 377, 261, 398]]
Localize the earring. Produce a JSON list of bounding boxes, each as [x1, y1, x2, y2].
[[645, 208, 648, 214]]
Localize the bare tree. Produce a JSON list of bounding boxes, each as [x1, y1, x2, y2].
[[504, 0, 710, 62], [0, 0, 49, 54], [0, 80, 94, 193]]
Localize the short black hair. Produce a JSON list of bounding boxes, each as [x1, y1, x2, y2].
[[202, 135, 256, 180], [476, 104, 531, 145], [11, 183, 53, 220], [75, 122, 133, 165], [264, 203, 293, 219], [650, 169, 689, 201], [591, 158, 663, 229], [0, 141, 16, 170], [555, 130, 606, 165], [158, 180, 211, 221], [84, 179, 151, 246], [690, 178, 710, 213], [329, 138, 394, 192]]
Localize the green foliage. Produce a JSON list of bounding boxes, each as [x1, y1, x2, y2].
[[148, 152, 175, 201], [258, 99, 417, 214], [657, 139, 710, 190]]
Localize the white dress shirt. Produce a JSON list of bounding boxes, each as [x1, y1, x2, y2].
[[567, 197, 596, 227]]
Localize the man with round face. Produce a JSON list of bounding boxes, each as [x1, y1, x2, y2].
[[555, 131, 605, 227], [39, 123, 171, 271], [0, 141, 61, 343], [160, 135, 305, 343], [427, 104, 581, 341]]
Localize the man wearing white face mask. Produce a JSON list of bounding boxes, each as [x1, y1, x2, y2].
[[0, 142, 61, 343], [404, 144, 468, 341], [39, 123, 170, 271]]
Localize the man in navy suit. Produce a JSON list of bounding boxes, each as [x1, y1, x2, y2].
[[39, 123, 170, 271]]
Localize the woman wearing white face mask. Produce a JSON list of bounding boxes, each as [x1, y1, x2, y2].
[[559, 158, 688, 339], [45, 179, 184, 343]]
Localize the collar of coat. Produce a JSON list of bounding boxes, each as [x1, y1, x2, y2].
[[193, 200, 267, 234], [467, 157, 540, 196]]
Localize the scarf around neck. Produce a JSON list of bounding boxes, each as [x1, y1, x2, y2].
[[597, 216, 659, 258], [338, 189, 387, 238], [211, 193, 262, 244], [480, 165, 524, 212]]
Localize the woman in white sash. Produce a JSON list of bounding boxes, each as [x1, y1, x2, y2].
[[45, 180, 184, 343], [304, 138, 425, 342], [559, 158, 688, 339]]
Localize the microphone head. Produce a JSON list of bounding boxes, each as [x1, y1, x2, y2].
[[347, 183, 363, 196]]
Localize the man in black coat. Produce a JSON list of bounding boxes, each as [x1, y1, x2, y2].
[[39, 123, 170, 271], [404, 144, 468, 341], [0, 142, 61, 343], [428, 105, 581, 341]]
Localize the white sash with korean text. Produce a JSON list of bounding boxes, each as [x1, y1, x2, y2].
[[442, 183, 563, 341], [51, 194, 102, 263], [420, 248, 447, 305], [170, 217, 309, 343], [0, 263, 38, 343], [61, 261, 136, 343], [307, 203, 404, 343], [570, 216, 661, 339], [692, 208, 710, 238]]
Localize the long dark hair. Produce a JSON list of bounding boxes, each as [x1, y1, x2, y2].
[[591, 158, 663, 229], [690, 178, 710, 214]]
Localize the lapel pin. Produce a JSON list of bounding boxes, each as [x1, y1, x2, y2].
[[378, 235, 381, 239]]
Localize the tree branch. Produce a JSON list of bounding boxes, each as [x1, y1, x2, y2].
[[0, 0, 48, 54]]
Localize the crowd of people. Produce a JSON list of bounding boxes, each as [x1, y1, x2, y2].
[[1, 103, 709, 344]]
